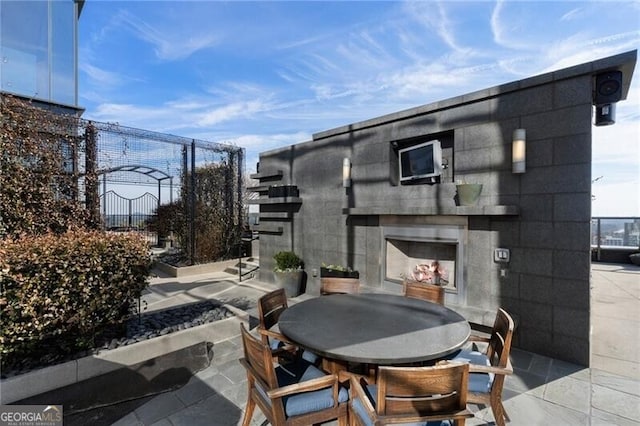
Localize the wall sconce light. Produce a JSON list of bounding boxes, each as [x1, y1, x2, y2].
[[512, 129, 526, 174], [343, 158, 351, 188]]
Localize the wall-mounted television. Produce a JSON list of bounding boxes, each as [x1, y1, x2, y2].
[[398, 140, 443, 182]]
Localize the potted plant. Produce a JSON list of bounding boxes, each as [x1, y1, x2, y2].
[[320, 263, 359, 279], [273, 251, 304, 296], [320, 263, 360, 294]]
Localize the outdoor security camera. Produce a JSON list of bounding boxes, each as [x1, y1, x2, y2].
[[594, 103, 616, 126]]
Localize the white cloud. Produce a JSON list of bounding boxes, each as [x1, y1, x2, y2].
[[197, 100, 272, 127], [91, 103, 164, 124], [540, 31, 640, 74], [490, 0, 531, 51], [277, 33, 330, 51], [232, 132, 309, 152], [87, 89, 279, 132], [560, 7, 586, 22], [204, 82, 273, 100], [404, 1, 466, 53], [80, 63, 126, 87], [182, 132, 311, 174], [116, 10, 219, 61], [164, 99, 210, 110], [384, 61, 483, 101]]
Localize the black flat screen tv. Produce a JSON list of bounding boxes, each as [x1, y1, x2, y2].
[[399, 140, 443, 182]]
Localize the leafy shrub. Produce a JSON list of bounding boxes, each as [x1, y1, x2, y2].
[[0, 95, 90, 238], [0, 230, 151, 371], [273, 251, 303, 272], [190, 163, 242, 263], [147, 201, 184, 241]]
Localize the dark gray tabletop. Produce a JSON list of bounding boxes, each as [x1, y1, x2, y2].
[[278, 293, 471, 365]]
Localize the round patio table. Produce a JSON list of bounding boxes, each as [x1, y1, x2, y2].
[[278, 293, 470, 370]]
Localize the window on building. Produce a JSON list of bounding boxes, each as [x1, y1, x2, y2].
[[0, 0, 78, 106]]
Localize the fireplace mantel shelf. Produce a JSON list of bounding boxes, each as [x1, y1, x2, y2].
[[343, 205, 519, 216]]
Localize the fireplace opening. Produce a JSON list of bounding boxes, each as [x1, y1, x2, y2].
[[381, 224, 465, 301], [385, 238, 457, 291]]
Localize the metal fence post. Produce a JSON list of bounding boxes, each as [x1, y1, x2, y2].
[[190, 140, 196, 265]]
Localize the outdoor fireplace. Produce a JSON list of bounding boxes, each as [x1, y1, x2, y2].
[[382, 224, 465, 302]]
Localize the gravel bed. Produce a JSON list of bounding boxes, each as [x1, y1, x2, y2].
[[103, 300, 234, 350]]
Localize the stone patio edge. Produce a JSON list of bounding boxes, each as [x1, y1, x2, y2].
[[0, 314, 247, 404]]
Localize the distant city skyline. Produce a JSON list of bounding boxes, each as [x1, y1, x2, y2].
[[591, 217, 640, 249], [78, 1, 639, 216]]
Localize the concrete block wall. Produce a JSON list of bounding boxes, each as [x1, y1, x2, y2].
[[253, 50, 636, 365]]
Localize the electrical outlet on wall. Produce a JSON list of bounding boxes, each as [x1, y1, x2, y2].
[[494, 248, 510, 263]]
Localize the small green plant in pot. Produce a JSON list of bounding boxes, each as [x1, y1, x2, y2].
[[320, 263, 359, 279], [273, 251, 304, 296], [274, 251, 303, 272], [320, 262, 360, 295]]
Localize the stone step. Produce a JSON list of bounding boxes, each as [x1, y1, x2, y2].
[[224, 257, 260, 278]]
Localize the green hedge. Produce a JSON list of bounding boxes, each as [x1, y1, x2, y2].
[[0, 230, 151, 371], [1, 94, 91, 239]]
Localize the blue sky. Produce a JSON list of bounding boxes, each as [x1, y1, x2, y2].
[[78, 1, 640, 216]]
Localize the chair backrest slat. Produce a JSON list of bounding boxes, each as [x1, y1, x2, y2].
[[240, 323, 278, 389], [377, 363, 469, 417], [486, 308, 514, 368], [258, 288, 288, 330], [383, 393, 461, 416]]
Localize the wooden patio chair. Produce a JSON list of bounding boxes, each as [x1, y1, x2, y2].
[[239, 323, 349, 426], [257, 288, 318, 364], [450, 308, 515, 426], [403, 280, 445, 305], [320, 277, 360, 295], [349, 362, 473, 426]]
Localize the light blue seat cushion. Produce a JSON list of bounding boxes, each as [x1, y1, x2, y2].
[[301, 349, 320, 364], [255, 360, 348, 418], [351, 384, 452, 426], [450, 350, 494, 393], [268, 336, 320, 365], [269, 336, 284, 351]]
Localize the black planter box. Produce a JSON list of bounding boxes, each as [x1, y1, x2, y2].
[[268, 185, 299, 198], [320, 267, 359, 279]]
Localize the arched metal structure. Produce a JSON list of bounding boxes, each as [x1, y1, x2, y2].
[[97, 164, 174, 219], [97, 165, 175, 245]]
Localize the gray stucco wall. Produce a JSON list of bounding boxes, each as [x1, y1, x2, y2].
[[251, 50, 636, 365]]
